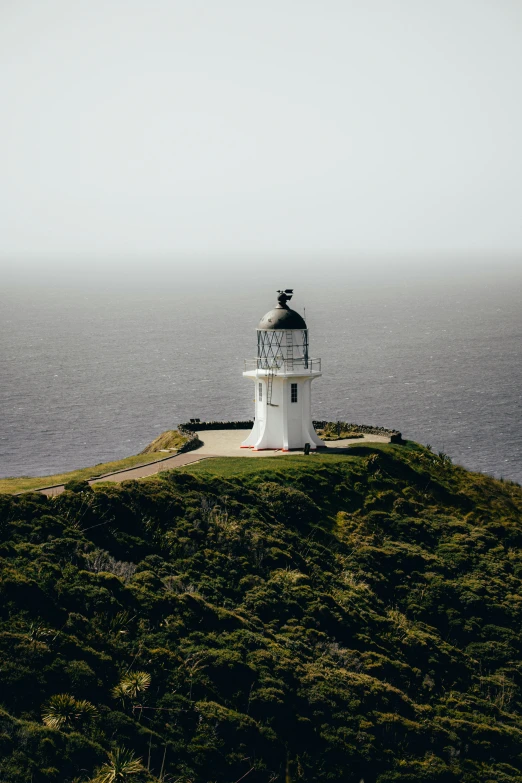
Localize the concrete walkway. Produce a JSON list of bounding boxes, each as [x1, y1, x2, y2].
[[40, 452, 218, 497], [194, 429, 389, 457], [39, 429, 389, 496]]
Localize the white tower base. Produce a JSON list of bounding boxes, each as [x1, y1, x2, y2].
[[241, 369, 324, 451]]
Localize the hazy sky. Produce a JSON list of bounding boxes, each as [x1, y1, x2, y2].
[[2, 0, 522, 264]]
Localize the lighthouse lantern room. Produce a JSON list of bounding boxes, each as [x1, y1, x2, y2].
[[241, 290, 324, 451]]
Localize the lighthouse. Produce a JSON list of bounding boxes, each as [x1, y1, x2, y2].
[[241, 290, 324, 451]]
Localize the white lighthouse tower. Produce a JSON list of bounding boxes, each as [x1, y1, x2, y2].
[[241, 290, 324, 451]]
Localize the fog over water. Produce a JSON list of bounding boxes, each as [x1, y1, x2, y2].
[[1, 261, 520, 483], [2, 1, 522, 259]]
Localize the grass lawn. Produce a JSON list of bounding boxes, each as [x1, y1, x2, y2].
[[173, 442, 412, 480], [0, 432, 187, 494]]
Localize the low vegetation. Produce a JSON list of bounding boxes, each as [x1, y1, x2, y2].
[[0, 431, 187, 495], [317, 422, 365, 440], [1, 443, 522, 782], [139, 431, 186, 455]]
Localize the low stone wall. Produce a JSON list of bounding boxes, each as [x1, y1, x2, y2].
[[179, 420, 402, 443], [176, 424, 203, 453], [313, 421, 402, 443], [179, 420, 254, 432]]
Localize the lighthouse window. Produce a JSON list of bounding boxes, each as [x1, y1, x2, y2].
[[259, 383, 263, 402], [291, 383, 298, 403]]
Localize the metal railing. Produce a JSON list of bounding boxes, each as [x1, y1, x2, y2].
[[243, 357, 321, 373]]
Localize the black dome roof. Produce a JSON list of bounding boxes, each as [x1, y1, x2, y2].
[[257, 305, 307, 331]]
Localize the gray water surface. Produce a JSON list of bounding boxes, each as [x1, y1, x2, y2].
[[1, 268, 521, 482]]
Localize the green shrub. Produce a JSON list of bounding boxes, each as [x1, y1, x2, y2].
[[64, 479, 93, 493]]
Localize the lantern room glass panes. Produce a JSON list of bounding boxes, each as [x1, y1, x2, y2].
[[257, 329, 309, 370]]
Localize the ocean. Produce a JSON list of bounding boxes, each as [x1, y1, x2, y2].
[[1, 263, 521, 483]]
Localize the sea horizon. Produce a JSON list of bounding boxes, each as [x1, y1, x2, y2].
[[1, 259, 521, 484]]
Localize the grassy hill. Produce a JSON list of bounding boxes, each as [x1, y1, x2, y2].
[[1, 443, 522, 782]]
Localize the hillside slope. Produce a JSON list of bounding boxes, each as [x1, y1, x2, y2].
[[0, 444, 522, 782]]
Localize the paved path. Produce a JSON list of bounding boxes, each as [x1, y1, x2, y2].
[[194, 429, 389, 457], [39, 429, 390, 496], [89, 452, 218, 484], [40, 452, 217, 497]]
